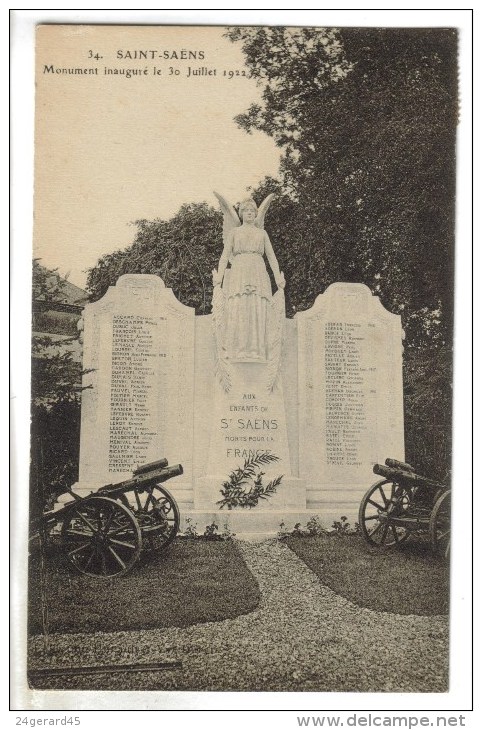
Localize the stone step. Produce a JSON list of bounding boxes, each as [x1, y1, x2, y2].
[[178, 507, 360, 541]]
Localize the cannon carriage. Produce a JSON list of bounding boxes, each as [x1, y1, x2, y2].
[[358, 458, 450, 558], [31, 459, 182, 578]]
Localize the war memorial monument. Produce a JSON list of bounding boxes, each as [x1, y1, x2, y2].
[[76, 192, 405, 538]]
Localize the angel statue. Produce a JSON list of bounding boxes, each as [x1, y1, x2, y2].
[[212, 192, 286, 390]]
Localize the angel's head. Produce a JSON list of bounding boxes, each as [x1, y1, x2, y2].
[[238, 198, 257, 223]]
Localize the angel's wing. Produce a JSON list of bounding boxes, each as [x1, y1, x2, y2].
[[255, 193, 275, 229], [213, 191, 241, 245]]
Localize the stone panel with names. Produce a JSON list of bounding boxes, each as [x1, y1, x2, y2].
[[78, 275, 194, 491], [296, 283, 404, 500], [108, 314, 161, 472]]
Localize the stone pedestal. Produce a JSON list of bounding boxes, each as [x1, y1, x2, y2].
[[195, 360, 306, 514]]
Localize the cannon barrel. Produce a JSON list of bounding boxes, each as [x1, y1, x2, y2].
[[154, 463, 183, 482], [373, 463, 444, 490], [98, 463, 183, 496], [385, 458, 415, 473], [133, 458, 169, 475]]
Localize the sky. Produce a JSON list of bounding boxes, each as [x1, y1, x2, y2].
[[33, 25, 281, 288]]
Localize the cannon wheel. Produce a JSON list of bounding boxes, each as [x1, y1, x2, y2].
[[429, 490, 451, 559], [61, 496, 142, 578], [120, 484, 180, 551], [358, 479, 412, 547]]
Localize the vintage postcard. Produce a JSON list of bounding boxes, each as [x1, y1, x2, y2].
[[12, 15, 473, 714]]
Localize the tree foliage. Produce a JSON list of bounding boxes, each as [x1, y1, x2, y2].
[[31, 261, 84, 510], [226, 27, 456, 479], [31, 260, 83, 406], [87, 203, 223, 314], [227, 26, 457, 348], [32, 258, 63, 301]]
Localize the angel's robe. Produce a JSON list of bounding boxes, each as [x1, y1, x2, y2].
[[222, 225, 272, 361]]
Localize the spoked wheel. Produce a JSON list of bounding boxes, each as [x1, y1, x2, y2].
[[61, 496, 141, 578], [358, 479, 412, 547], [429, 490, 451, 559], [122, 485, 180, 551]]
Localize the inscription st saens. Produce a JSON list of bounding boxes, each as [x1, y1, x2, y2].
[[222, 393, 277, 459]]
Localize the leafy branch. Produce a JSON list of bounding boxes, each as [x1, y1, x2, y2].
[[217, 453, 283, 510]]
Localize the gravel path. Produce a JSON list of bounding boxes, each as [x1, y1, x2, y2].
[[28, 540, 449, 692]]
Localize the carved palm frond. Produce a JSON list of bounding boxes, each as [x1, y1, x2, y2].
[[217, 454, 282, 509]]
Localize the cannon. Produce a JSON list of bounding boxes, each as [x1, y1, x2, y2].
[[358, 458, 450, 558], [31, 459, 182, 578]]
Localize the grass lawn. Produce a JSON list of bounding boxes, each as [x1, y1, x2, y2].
[[28, 539, 260, 635], [286, 535, 449, 615]]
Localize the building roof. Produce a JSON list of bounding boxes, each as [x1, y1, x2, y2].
[[36, 265, 89, 306]]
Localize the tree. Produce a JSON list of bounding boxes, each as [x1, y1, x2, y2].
[[227, 27, 457, 344], [31, 260, 84, 511], [31, 259, 84, 405], [226, 27, 457, 479], [87, 203, 223, 314]]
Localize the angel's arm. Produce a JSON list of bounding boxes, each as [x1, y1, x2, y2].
[[213, 229, 234, 286], [264, 231, 285, 288]]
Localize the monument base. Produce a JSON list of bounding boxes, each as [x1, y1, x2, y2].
[[180, 506, 360, 541], [188, 476, 368, 541]]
